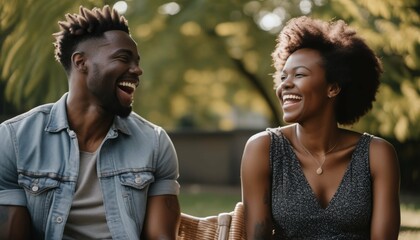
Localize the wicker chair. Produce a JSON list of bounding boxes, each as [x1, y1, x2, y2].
[[177, 202, 245, 240], [177, 212, 231, 240], [229, 202, 245, 240]]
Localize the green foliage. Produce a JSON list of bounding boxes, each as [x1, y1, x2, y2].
[[0, 0, 102, 110], [312, 0, 420, 141], [390, 138, 420, 192], [1, 0, 419, 141]]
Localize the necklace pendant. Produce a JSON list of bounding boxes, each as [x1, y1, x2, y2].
[[316, 167, 323, 175]]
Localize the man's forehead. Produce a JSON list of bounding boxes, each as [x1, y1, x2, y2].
[[79, 30, 137, 51], [95, 30, 134, 44]]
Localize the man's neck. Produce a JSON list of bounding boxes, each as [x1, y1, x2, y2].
[[66, 102, 114, 152]]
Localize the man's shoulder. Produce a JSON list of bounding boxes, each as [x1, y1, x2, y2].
[[124, 112, 167, 135], [2, 103, 54, 126]]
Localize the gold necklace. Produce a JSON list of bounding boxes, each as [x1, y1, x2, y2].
[[295, 126, 338, 175]]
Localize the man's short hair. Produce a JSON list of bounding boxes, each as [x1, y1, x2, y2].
[[53, 5, 129, 73]]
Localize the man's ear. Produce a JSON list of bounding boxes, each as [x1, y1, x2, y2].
[[328, 83, 341, 98], [72, 51, 87, 73]]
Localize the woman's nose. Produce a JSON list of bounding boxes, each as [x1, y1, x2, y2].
[[279, 76, 293, 90]]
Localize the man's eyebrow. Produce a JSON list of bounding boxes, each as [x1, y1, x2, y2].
[[112, 49, 133, 55]]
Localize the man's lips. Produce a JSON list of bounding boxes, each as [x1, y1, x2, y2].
[[117, 80, 138, 107], [117, 81, 137, 94]]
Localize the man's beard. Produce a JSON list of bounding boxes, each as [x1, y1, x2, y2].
[[116, 106, 132, 118], [90, 64, 133, 118]]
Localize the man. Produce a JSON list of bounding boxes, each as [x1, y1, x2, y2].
[[0, 5, 180, 239]]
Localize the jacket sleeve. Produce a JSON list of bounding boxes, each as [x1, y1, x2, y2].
[[148, 127, 180, 196], [0, 123, 27, 206]]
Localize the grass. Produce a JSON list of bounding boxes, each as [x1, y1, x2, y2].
[[179, 185, 420, 239], [179, 184, 241, 217], [399, 192, 420, 240]]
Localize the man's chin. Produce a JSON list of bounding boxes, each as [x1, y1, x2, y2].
[[117, 107, 132, 118]]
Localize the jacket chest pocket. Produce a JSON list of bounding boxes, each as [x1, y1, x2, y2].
[[18, 174, 60, 196], [18, 174, 61, 235], [118, 172, 154, 221], [119, 172, 154, 190]]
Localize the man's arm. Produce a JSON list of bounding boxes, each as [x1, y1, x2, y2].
[[142, 195, 180, 240], [0, 205, 33, 239], [0, 124, 33, 239]]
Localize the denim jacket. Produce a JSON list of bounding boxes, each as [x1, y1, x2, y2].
[[0, 93, 180, 239]]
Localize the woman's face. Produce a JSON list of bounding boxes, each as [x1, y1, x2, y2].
[[276, 48, 332, 124]]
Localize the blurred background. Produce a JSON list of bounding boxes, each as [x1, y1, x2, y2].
[[1, 0, 419, 237]]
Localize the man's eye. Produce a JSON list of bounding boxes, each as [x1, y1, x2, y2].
[[118, 56, 129, 62], [280, 75, 287, 81]]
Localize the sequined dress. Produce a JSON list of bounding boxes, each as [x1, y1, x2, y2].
[[268, 128, 372, 239]]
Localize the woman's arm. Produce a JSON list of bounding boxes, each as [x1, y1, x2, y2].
[[241, 132, 273, 240], [369, 137, 400, 240]]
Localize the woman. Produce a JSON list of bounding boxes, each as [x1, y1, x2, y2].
[[240, 16, 400, 239]]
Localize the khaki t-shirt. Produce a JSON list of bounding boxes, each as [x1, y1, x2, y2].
[[63, 151, 112, 239]]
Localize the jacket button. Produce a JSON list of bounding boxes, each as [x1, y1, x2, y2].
[[135, 177, 141, 183], [31, 185, 39, 192], [56, 216, 63, 223]]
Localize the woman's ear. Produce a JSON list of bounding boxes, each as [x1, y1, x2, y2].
[[328, 83, 341, 98], [71, 51, 87, 73]]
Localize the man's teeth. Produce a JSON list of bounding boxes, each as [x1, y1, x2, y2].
[[283, 94, 302, 101], [118, 82, 136, 90]]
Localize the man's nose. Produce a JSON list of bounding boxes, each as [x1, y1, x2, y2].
[[130, 64, 143, 76]]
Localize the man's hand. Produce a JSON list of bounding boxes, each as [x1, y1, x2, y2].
[[0, 205, 33, 240]]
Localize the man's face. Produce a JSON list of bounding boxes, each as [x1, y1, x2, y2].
[[81, 30, 142, 117]]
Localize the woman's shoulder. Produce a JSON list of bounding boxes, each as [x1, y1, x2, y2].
[[368, 134, 395, 149], [247, 125, 293, 143], [344, 130, 396, 152], [241, 132, 270, 174], [246, 131, 272, 150], [266, 124, 295, 137], [368, 134, 398, 162], [345, 131, 399, 176]]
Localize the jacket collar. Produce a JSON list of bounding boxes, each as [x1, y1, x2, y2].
[[45, 93, 132, 135]]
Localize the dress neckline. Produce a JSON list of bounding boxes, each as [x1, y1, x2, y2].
[[275, 131, 369, 210]]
